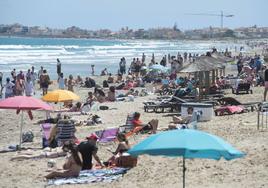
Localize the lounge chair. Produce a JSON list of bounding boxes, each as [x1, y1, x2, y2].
[[143, 96, 186, 113], [217, 97, 260, 112], [187, 111, 202, 129], [232, 83, 253, 95]]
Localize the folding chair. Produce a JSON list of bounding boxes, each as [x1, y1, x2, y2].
[[40, 123, 52, 148], [95, 127, 119, 144]]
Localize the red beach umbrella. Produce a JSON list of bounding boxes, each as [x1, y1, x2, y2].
[[0, 96, 53, 147]]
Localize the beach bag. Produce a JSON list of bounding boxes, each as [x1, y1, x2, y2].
[[22, 131, 34, 143], [49, 138, 58, 148], [116, 155, 138, 168]]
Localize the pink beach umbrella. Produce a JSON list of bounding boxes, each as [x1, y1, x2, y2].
[[0, 96, 53, 147]]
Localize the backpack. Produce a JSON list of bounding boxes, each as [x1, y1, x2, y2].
[[22, 131, 34, 143]]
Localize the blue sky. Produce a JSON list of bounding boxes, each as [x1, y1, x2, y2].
[[0, 0, 267, 30]]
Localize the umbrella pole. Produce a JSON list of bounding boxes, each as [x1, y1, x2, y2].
[[182, 157, 186, 188], [19, 110, 24, 148]]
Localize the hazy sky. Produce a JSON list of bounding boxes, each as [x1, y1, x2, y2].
[[0, 0, 267, 30]]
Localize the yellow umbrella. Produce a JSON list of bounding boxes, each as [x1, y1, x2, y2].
[[42, 89, 80, 102]]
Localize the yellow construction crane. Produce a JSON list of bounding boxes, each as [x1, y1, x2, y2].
[[186, 11, 234, 28]]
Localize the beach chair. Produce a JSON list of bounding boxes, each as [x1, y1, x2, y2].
[[95, 127, 119, 144], [119, 113, 143, 140], [232, 83, 253, 95], [40, 123, 52, 148], [143, 96, 184, 113], [187, 111, 202, 129], [217, 97, 260, 112]]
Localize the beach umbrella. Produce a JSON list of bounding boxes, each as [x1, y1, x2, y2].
[[0, 96, 53, 147], [149, 64, 170, 73], [180, 56, 225, 73], [42, 89, 80, 102], [128, 129, 245, 188]]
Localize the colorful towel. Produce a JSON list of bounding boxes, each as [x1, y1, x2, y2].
[[47, 167, 128, 186], [215, 105, 244, 116]]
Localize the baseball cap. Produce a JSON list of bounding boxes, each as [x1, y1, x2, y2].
[[86, 133, 99, 140]]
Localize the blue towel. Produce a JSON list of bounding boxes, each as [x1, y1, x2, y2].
[[47, 167, 128, 186]]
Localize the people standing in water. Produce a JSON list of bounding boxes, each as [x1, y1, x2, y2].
[[119, 57, 126, 75], [57, 58, 61, 77], [142, 53, 146, 63], [25, 76, 34, 96], [91, 65, 95, 75], [58, 73, 65, 90]]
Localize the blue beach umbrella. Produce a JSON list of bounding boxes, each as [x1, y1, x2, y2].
[[128, 129, 245, 188]]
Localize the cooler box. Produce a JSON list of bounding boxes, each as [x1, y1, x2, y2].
[[181, 103, 214, 121]]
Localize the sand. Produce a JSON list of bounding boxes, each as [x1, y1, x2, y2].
[[0, 68, 268, 188]]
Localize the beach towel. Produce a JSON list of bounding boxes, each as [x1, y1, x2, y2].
[[47, 167, 128, 186], [215, 105, 244, 116]]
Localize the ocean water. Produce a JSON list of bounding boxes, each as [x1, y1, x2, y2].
[[0, 36, 245, 79]]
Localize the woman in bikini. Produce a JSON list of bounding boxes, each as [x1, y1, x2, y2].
[[45, 142, 83, 179], [105, 133, 130, 166]]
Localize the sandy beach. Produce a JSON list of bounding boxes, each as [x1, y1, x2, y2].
[[0, 69, 267, 188]]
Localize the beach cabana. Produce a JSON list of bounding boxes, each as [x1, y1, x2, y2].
[[0, 96, 52, 147], [128, 129, 245, 188], [180, 56, 225, 95]]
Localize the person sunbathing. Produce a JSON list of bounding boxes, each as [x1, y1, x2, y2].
[[11, 147, 67, 161], [168, 106, 193, 129], [45, 142, 82, 179], [132, 112, 158, 134]]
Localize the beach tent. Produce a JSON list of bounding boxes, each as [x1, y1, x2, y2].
[[0, 96, 52, 147], [128, 129, 245, 188], [42, 89, 80, 102]]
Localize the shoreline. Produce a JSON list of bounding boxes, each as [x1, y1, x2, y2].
[[1, 35, 268, 42]]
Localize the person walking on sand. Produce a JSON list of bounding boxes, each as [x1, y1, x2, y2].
[[263, 67, 268, 101]]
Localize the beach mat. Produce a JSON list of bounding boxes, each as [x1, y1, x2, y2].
[[47, 167, 128, 186]]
